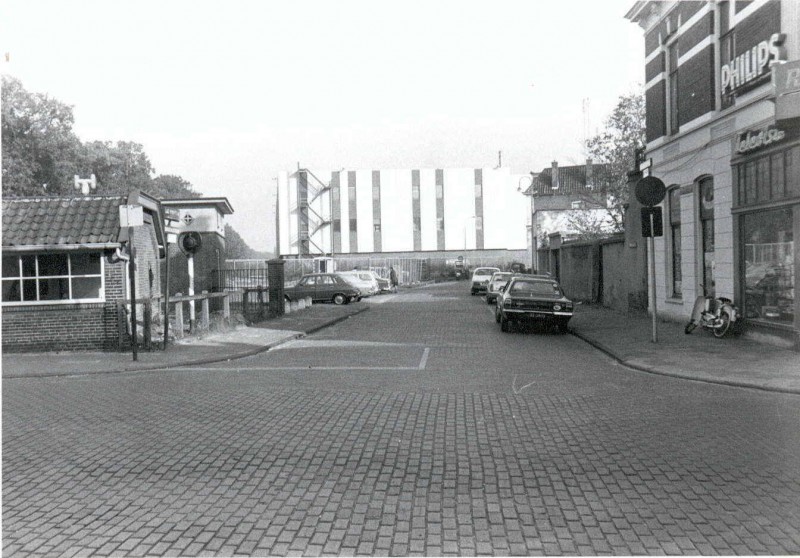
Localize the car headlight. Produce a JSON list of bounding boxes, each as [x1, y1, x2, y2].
[[553, 304, 562, 311]]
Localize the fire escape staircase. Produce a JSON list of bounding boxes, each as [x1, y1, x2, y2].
[[295, 168, 333, 255]]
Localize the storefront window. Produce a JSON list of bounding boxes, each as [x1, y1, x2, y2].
[[743, 208, 794, 325]]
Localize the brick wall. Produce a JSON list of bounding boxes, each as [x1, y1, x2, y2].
[[2, 257, 127, 352], [1, 221, 162, 352]]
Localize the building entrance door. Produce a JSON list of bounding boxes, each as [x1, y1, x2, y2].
[[700, 177, 715, 297]]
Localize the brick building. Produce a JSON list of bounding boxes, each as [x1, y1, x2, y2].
[[627, 0, 800, 348], [2, 191, 166, 352]]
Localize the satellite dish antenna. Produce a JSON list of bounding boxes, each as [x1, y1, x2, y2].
[[518, 175, 533, 192]]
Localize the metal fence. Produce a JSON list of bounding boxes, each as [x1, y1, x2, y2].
[[214, 268, 270, 314]]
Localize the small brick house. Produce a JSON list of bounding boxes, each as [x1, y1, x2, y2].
[[2, 191, 166, 352]]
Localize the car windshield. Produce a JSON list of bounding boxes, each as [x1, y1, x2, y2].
[[509, 280, 562, 296], [357, 273, 372, 281], [474, 269, 496, 276]]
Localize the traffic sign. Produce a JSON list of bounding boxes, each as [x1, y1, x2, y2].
[[635, 176, 666, 207], [641, 207, 663, 237]]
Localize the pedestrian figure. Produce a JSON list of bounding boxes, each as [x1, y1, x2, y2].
[[389, 266, 398, 293]]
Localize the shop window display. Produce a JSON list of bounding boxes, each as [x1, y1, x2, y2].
[[743, 207, 794, 324]]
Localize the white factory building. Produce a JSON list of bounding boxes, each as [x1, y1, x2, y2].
[[276, 167, 528, 257]]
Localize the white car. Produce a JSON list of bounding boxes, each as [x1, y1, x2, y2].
[[470, 267, 501, 295], [337, 271, 380, 297]]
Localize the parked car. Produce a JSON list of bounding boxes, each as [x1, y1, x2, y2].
[[495, 276, 573, 333], [366, 270, 392, 292], [485, 272, 515, 304], [284, 273, 360, 305], [470, 267, 501, 295], [337, 270, 380, 297]]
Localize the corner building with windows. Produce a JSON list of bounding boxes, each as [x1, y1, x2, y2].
[[627, 0, 800, 348], [276, 167, 528, 258]]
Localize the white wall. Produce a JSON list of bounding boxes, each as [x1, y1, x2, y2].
[[419, 169, 438, 250], [442, 168, 475, 250], [380, 169, 414, 252], [355, 169, 374, 253]]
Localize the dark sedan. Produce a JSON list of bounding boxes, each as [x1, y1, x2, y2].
[[495, 276, 573, 333], [284, 273, 360, 305]]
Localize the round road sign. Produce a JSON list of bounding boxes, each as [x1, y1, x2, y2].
[[635, 176, 667, 206]]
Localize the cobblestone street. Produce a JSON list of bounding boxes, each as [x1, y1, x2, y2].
[[4, 282, 800, 556]]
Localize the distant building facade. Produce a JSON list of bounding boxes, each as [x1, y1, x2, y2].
[[627, 0, 800, 347], [522, 160, 613, 272], [276, 167, 528, 258]]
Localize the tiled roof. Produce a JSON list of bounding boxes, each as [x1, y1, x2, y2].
[[2, 195, 127, 248], [525, 163, 612, 196]]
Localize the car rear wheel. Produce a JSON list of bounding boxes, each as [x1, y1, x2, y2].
[[332, 293, 346, 305], [495, 306, 501, 323], [500, 313, 510, 332]]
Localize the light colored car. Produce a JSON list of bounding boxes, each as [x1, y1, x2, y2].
[[337, 271, 380, 297], [485, 272, 514, 305], [470, 267, 501, 295], [366, 270, 392, 292]]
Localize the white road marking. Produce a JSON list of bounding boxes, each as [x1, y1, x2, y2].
[[418, 348, 430, 370], [173, 366, 420, 372], [273, 339, 411, 350], [512, 374, 536, 394]]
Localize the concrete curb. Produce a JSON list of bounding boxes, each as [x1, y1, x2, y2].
[[569, 328, 800, 396], [5, 306, 371, 380]]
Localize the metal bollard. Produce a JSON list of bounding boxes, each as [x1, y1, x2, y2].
[[285, 301, 291, 314], [290, 301, 299, 312], [298, 299, 306, 310], [306, 296, 312, 307]]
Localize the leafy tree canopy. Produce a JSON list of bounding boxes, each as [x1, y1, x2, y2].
[[2, 76, 263, 258], [2, 75, 83, 196], [582, 89, 646, 232]]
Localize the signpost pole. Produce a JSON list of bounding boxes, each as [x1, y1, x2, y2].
[[648, 212, 658, 343], [128, 226, 138, 361], [163, 239, 170, 350]]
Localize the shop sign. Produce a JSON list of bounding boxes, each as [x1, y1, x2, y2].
[[735, 126, 786, 154], [774, 59, 800, 122], [721, 33, 786, 95]]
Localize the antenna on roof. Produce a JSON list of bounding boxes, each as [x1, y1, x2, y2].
[[74, 174, 97, 196]]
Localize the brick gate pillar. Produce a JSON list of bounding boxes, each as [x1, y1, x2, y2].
[[267, 259, 285, 317]]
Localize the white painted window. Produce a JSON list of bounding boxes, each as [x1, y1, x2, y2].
[[2, 252, 105, 305]]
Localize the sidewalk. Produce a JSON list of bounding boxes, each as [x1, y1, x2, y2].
[[569, 304, 800, 394], [2, 303, 369, 379]]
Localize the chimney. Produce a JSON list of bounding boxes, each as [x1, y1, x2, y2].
[[551, 161, 559, 190], [586, 158, 593, 189]]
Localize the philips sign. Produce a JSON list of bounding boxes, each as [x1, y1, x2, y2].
[[721, 33, 786, 95]]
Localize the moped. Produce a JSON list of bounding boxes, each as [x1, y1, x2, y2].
[[684, 285, 740, 338]]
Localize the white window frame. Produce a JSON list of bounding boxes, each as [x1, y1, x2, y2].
[[2, 252, 105, 306]]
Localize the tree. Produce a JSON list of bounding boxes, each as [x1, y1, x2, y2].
[[578, 89, 646, 234], [224, 224, 272, 260], [79, 140, 155, 194], [2, 75, 84, 196], [150, 174, 202, 199]]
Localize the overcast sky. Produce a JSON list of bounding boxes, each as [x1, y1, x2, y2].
[[2, 0, 643, 253]]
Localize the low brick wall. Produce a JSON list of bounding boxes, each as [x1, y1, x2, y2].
[[2, 302, 121, 352]]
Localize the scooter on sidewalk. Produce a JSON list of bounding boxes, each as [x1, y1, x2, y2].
[[684, 285, 740, 338]]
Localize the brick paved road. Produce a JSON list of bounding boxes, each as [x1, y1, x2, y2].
[[4, 282, 800, 556]]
